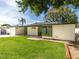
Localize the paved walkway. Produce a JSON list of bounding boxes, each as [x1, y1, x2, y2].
[[27, 36, 66, 43], [68, 44, 79, 59], [27, 37, 44, 40]]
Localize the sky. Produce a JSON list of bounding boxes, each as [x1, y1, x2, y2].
[[0, 0, 45, 25], [0, 0, 79, 25]]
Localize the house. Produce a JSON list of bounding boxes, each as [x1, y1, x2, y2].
[[75, 23, 79, 34], [0, 23, 16, 36], [12, 26, 27, 35], [0, 25, 27, 36], [75, 23, 79, 42], [26, 22, 75, 41]]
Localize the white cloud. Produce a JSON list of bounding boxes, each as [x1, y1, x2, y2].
[[0, 0, 22, 25], [0, 0, 43, 25], [0, 16, 18, 25]]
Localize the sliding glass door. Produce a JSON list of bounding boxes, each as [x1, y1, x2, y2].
[[42, 26, 52, 36]]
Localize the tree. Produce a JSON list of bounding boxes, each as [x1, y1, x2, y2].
[[1, 24, 11, 28], [1, 24, 11, 27], [16, 0, 79, 16], [45, 7, 77, 24], [18, 18, 26, 26]]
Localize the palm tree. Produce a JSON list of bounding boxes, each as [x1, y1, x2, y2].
[[18, 18, 26, 26]]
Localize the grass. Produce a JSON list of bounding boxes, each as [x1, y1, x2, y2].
[[0, 36, 66, 59]]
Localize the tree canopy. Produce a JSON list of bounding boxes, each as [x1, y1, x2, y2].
[[1, 24, 11, 27], [16, 0, 79, 15], [45, 7, 77, 24]]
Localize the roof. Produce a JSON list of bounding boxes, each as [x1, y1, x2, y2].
[[26, 22, 75, 27], [11, 25, 27, 27]]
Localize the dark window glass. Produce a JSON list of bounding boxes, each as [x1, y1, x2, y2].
[[42, 26, 52, 36]]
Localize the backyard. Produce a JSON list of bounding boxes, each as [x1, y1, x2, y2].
[[0, 36, 66, 59]]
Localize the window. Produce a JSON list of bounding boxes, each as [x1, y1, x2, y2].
[[32, 27, 36, 29], [42, 26, 52, 36]]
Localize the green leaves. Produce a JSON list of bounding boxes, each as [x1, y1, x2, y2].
[[45, 7, 77, 24], [16, 0, 79, 16]]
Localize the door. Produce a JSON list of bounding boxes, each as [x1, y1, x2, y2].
[[38, 27, 42, 36]]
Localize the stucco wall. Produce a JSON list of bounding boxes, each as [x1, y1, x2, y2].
[[0, 27, 16, 36], [9, 27, 16, 35], [52, 24, 75, 41], [27, 26, 38, 36], [15, 27, 25, 35], [4, 27, 16, 36]]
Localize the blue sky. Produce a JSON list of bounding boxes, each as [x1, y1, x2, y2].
[[0, 0, 79, 25]]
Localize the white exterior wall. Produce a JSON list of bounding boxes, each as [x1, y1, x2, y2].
[[9, 27, 16, 36], [5, 27, 16, 36], [27, 26, 38, 36], [52, 24, 75, 41], [0, 27, 16, 36]]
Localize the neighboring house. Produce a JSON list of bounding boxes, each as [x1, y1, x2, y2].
[[0, 25, 27, 36], [75, 28, 79, 34], [75, 24, 79, 34], [0, 23, 15, 36], [26, 23, 75, 41], [0, 26, 16, 36], [75, 24, 79, 42]]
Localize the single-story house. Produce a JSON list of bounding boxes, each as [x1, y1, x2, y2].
[[75, 24, 79, 34], [0, 23, 16, 36], [26, 23, 75, 41], [0, 26, 15, 36], [0, 25, 27, 36], [75, 24, 79, 42], [14, 26, 27, 35]]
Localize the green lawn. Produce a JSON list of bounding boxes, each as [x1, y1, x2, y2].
[[0, 36, 66, 59]]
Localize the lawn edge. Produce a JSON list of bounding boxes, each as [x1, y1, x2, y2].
[[65, 44, 72, 59]]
